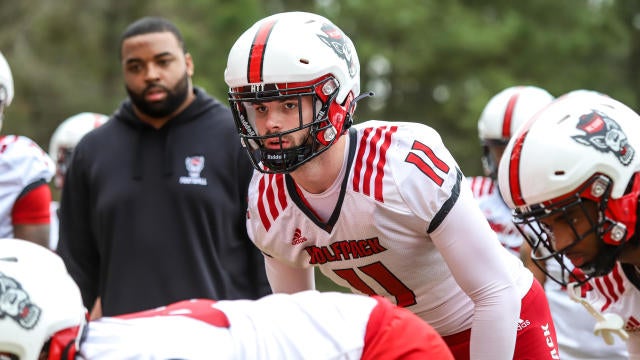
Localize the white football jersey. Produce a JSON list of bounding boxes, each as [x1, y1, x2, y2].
[[468, 176, 523, 257], [0, 135, 55, 237], [576, 262, 640, 358], [81, 291, 376, 359], [247, 121, 532, 338]]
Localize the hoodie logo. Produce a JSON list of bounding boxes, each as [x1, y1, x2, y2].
[[179, 156, 207, 185], [0, 272, 41, 330]]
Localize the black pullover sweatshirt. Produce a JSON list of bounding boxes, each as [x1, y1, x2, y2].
[[58, 88, 270, 315]]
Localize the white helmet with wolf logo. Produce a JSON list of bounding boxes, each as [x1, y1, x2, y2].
[[0, 239, 86, 360]]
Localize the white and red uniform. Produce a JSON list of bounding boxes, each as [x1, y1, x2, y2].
[[247, 121, 557, 359], [577, 262, 640, 359], [0, 135, 54, 237], [468, 176, 523, 257], [73, 291, 452, 360], [468, 175, 629, 359]]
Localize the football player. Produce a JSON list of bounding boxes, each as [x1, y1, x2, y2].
[[498, 90, 640, 357], [0, 238, 453, 360], [470, 85, 628, 359], [0, 51, 55, 248], [224, 11, 558, 359]]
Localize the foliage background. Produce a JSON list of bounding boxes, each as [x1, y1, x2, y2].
[[2, 0, 640, 290]]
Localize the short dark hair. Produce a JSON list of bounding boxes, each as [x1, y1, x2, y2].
[[119, 17, 186, 57]]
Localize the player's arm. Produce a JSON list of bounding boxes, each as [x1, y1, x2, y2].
[[431, 186, 519, 359], [264, 254, 315, 293], [12, 180, 51, 248]]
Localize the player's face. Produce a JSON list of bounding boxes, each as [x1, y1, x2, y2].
[[121, 31, 193, 118], [541, 200, 600, 268], [251, 96, 314, 150], [488, 144, 507, 164]]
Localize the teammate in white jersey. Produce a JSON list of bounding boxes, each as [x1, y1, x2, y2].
[[469, 85, 555, 258], [470, 86, 628, 359], [0, 51, 55, 248], [224, 11, 558, 359], [498, 90, 640, 358], [0, 238, 453, 360], [48, 112, 109, 250]]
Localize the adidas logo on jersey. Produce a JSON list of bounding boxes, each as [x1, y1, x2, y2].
[[517, 318, 530, 331], [291, 228, 307, 245]]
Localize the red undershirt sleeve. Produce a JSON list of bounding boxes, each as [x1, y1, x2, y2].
[[12, 181, 52, 224]]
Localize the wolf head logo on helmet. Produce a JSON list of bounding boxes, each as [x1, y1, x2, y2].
[[0, 239, 87, 360], [572, 110, 635, 166], [0, 271, 41, 329]]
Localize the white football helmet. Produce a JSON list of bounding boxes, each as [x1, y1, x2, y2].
[[498, 91, 640, 284], [477, 85, 554, 178], [0, 52, 15, 132], [0, 239, 87, 360], [225, 11, 368, 173], [49, 112, 109, 188]]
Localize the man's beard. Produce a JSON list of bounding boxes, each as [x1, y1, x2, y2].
[[126, 72, 190, 118]]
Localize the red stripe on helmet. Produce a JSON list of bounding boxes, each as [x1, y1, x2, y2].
[[508, 129, 528, 206], [502, 92, 521, 138], [247, 19, 277, 84]]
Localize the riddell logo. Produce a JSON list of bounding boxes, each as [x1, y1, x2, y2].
[[625, 316, 640, 332], [291, 229, 307, 245]]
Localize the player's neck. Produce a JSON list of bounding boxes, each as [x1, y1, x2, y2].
[[290, 136, 346, 194]]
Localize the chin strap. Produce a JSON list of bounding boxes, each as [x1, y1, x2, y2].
[[566, 282, 629, 345]]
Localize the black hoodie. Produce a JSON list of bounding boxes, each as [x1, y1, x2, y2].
[[58, 88, 271, 316]]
